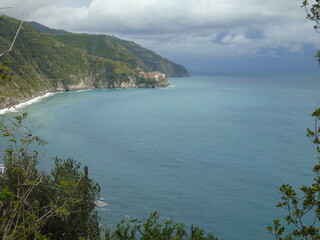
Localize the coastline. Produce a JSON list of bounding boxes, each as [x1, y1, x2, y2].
[[0, 82, 174, 115], [0, 92, 58, 115]]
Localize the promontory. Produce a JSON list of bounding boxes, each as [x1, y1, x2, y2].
[[0, 16, 190, 109]]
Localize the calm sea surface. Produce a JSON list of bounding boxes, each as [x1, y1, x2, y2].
[[1, 71, 320, 239]]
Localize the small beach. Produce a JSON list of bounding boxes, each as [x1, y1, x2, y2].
[[0, 92, 58, 115]]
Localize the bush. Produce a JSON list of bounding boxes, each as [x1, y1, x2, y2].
[[105, 211, 218, 240], [0, 113, 101, 240]]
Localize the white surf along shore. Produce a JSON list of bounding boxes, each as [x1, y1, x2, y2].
[[0, 92, 58, 115], [0, 83, 175, 115]]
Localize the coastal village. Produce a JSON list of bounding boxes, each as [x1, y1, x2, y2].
[[134, 68, 166, 81]]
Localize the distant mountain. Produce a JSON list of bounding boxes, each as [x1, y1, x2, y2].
[[0, 16, 172, 109], [27, 21, 191, 77]]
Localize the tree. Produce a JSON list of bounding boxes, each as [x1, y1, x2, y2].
[[267, 109, 320, 240], [0, 113, 101, 239], [0, 113, 53, 239], [43, 157, 101, 240]]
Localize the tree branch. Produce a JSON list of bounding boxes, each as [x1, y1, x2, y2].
[[0, 17, 23, 57]]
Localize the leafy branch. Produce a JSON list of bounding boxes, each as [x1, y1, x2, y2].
[[267, 109, 320, 240], [302, 0, 320, 32]]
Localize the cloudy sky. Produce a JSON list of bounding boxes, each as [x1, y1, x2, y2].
[[1, 0, 319, 71]]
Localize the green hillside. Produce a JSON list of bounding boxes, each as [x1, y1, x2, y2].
[[0, 16, 170, 109], [112, 36, 191, 77], [27, 22, 190, 77], [51, 33, 149, 71]]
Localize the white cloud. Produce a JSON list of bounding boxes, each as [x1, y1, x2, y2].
[[1, 0, 319, 62], [221, 34, 253, 45]]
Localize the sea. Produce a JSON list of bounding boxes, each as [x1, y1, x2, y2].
[[0, 70, 319, 240]]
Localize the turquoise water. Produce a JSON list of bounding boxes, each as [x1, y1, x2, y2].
[[1, 71, 320, 239]]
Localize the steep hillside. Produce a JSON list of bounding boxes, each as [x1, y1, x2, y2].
[[51, 33, 149, 71], [27, 22, 190, 77], [112, 37, 191, 77], [0, 17, 169, 109]]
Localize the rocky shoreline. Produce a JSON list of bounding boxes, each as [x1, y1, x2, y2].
[[0, 71, 170, 113]]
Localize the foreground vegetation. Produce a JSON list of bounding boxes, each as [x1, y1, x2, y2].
[[0, 0, 319, 239], [0, 113, 101, 239], [267, 109, 320, 240]]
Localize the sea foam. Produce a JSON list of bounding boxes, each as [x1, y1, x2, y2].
[[0, 92, 57, 115]]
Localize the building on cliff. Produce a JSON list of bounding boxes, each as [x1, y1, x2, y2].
[[136, 69, 166, 81]]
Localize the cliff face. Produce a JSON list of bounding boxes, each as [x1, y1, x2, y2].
[[0, 17, 172, 109], [0, 70, 169, 109], [0, 68, 170, 109]]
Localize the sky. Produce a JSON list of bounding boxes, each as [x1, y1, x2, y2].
[[1, 0, 320, 72]]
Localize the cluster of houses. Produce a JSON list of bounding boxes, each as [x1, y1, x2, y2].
[[134, 69, 166, 81]]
